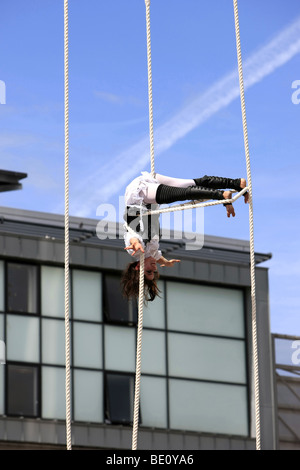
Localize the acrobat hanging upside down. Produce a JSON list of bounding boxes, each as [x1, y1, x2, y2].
[[121, 171, 249, 302]]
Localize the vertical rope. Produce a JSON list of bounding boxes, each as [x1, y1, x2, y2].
[[145, 0, 155, 177], [233, 0, 261, 450], [64, 0, 72, 451], [132, 253, 145, 450], [131, 0, 154, 449]]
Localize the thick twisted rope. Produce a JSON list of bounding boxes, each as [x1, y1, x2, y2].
[[131, 253, 145, 450], [233, 0, 260, 450], [145, 0, 155, 178], [131, 0, 155, 450], [64, 0, 72, 451], [145, 186, 248, 216]]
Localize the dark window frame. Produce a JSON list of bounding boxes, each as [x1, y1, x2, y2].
[[103, 272, 138, 326], [5, 362, 41, 418], [6, 261, 40, 316], [104, 371, 141, 426]]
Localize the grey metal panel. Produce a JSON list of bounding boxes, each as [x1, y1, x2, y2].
[[86, 246, 102, 268], [230, 438, 247, 450], [194, 261, 210, 281], [215, 437, 231, 450], [87, 425, 106, 448], [224, 264, 240, 285], [6, 418, 23, 441], [120, 427, 132, 449], [23, 419, 40, 443], [70, 244, 85, 266], [0, 417, 257, 450], [102, 248, 118, 270], [37, 239, 55, 262], [40, 420, 58, 445], [72, 424, 89, 447], [167, 432, 184, 449], [209, 263, 224, 283], [5, 236, 21, 257], [199, 435, 214, 449], [239, 266, 251, 285], [152, 431, 169, 449]]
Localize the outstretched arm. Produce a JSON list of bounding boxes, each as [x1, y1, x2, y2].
[[157, 256, 181, 267]]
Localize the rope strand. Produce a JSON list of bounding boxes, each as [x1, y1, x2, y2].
[[233, 0, 260, 450], [64, 0, 72, 451], [132, 253, 145, 450], [145, 0, 155, 177]]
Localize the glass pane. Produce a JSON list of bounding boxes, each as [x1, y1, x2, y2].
[[42, 366, 65, 419], [41, 266, 65, 318], [143, 281, 165, 329], [7, 263, 38, 314], [104, 274, 137, 324], [73, 270, 102, 321], [141, 330, 166, 375], [167, 282, 245, 338], [42, 319, 66, 365], [73, 323, 102, 369], [104, 325, 135, 372], [141, 376, 167, 428], [0, 314, 4, 414], [0, 261, 4, 311], [169, 379, 248, 435], [0, 313, 4, 363], [0, 366, 4, 415], [7, 364, 39, 417], [105, 373, 134, 424], [7, 315, 39, 363], [74, 370, 103, 423], [168, 333, 246, 383]]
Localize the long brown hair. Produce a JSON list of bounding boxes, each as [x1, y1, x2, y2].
[[121, 261, 160, 302]]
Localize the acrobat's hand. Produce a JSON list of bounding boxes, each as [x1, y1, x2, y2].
[[158, 258, 181, 267], [223, 191, 235, 218], [124, 238, 145, 256], [225, 203, 235, 218]]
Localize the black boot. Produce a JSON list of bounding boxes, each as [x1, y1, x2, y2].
[[156, 184, 224, 205], [193, 175, 242, 191]]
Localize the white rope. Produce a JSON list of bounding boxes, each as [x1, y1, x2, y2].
[[132, 252, 145, 450], [145, 186, 248, 216], [131, 0, 155, 450], [145, 0, 155, 178], [131, 0, 259, 451], [233, 0, 260, 450], [64, 0, 72, 451]]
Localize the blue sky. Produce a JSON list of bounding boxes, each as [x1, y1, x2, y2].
[[0, 0, 299, 335]]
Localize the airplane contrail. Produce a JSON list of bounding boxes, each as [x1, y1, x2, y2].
[[71, 16, 300, 217]]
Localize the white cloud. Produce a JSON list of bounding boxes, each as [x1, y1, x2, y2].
[[70, 16, 300, 217]]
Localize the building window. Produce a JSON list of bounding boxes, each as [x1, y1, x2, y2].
[[41, 266, 64, 318], [41, 366, 65, 420], [103, 274, 137, 324], [72, 270, 102, 322], [168, 379, 248, 436], [7, 263, 38, 314], [105, 372, 135, 425], [7, 364, 39, 417], [74, 370, 103, 423], [6, 314, 40, 363]]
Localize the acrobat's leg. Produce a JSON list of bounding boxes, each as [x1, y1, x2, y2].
[[142, 182, 227, 205], [193, 175, 244, 190], [155, 174, 195, 188]]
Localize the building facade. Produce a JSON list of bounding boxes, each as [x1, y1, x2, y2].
[[0, 206, 276, 450]]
